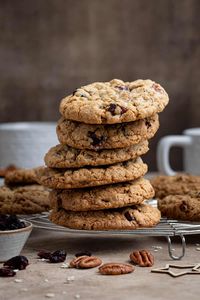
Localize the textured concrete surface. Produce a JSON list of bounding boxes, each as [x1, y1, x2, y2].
[[1, 228, 200, 300]]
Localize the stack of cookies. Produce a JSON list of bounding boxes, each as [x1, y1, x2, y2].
[[36, 79, 169, 230]]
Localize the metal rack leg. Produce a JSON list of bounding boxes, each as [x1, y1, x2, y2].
[[166, 235, 186, 260]]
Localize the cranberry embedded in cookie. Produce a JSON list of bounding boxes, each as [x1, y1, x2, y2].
[[59, 79, 169, 124]]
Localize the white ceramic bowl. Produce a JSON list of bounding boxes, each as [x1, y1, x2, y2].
[[0, 220, 32, 262], [0, 122, 58, 168]]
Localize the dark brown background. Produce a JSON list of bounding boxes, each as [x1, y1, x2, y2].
[[0, 0, 199, 170]]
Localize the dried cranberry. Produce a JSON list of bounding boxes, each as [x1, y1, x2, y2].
[[180, 201, 189, 212], [107, 104, 127, 116], [4, 255, 29, 270], [75, 251, 92, 257], [0, 268, 16, 277], [0, 214, 25, 231], [88, 132, 105, 147], [124, 211, 134, 221], [116, 86, 129, 91], [145, 120, 151, 129], [152, 83, 163, 93], [108, 104, 117, 115], [49, 250, 66, 263], [37, 251, 51, 259], [120, 106, 128, 114]]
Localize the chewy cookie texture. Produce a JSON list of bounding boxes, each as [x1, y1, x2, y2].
[[151, 174, 200, 221], [0, 184, 50, 214], [50, 204, 161, 230], [50, 178, 155, 211], [45, 140, 149, 168], [4, 168, 37, 186], [56, 114, 159, 150], [38, 78, 169, 230], [59, 79, 169, 124], [151, 174, 200, 199], [158, 194, 200, 221], [0, 168, 50, 215], [36, 158, 148, 189]]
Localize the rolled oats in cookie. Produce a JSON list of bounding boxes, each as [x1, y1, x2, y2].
[[50, 178, 155, 211], [59, 79, 169, 124], [5, 168, 37, 186], [36, 157, 148, 189], [151, 174, 200, 199], [56, 114, 159, 150], [158, 194, 200, 221], [49, 204, 161, 230], [0, 185, 50, 214], [44, 140, 149, 168]]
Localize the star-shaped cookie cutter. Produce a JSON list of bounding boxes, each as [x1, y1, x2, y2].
[[151, 263, 200, 277]]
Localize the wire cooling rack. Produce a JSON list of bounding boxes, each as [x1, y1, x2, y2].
[[23, 209, 200, 261]]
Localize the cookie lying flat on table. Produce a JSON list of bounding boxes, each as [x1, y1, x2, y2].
[[151, 174, 200, 199], [158, 194, 200, 221], [44, 140, 149, 168], [49, 204, 161, 230], [59, 79, 168, 124], [5, 168, 37, 186], [0, 165, 18, 178], [56, 114, 159, 150], [50, 178, 155, 211], [36, 157, 148, 189], [0, 185, 50, 214]]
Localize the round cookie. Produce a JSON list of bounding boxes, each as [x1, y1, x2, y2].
[[0, 164, 18, 178], [0, 185, 50, 214], [36, 158, 148, 189], [49, 204, 161, 230], [158, 194, 200, 221], [56, 114, 159, 150], [50, 178, 155, 211], [59, 79, 168, 124], [44, 140, 149, 168], [5, 168, 37, 186], [151, 174, 200, 199]]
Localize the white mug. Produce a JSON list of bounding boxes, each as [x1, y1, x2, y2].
[[157, 128, 200, 175], [0, 122, 58, 169]]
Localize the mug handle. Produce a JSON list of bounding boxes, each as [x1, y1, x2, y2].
[[157, 135, 192, 175]]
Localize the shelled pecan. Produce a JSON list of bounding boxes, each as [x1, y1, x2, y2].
[[130, 250, 154, 267], [99, 263, 134, 275], [70, 255, 102, 269]]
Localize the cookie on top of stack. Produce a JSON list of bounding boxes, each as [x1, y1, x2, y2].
[[36, 79, 169, 230]]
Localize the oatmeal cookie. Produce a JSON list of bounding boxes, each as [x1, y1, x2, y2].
[[59, 79, 168, 124], [49, 204, 161, 230], [50, 178, 154, 211], [44, 140, 149, 168], [56, 114, 159, 150], [0, 185, 50, 214], [36, 158, 148, 189]]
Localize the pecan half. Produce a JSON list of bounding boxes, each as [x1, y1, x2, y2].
[[130, 250, 154, 267], [99, 263, 134, 275], [70, 255, 102, 269]]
